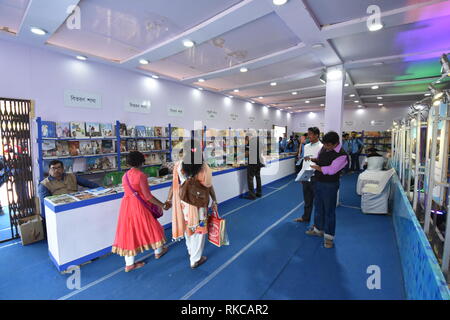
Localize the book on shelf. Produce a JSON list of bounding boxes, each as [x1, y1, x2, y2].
[[41, 121, 56, 138], [154, 140, 162, 150], [127, 139, 137, 151], [86, 156, 116, 171], [79, 141, 93, 155], [154, 127, 163, 137], [91, 140, 102, 154], [135, 126, 146, 137], [56, 141, 70, 156], [120, 141, 127, 152], [119, 123, 127, 136], [100, 123, 114, 137], [120, 156, 128, 168], [42, 141, 57, 157], [56, 122, 71, 138], [45, 194, 79, 206], [146, 140, 154, 150], [137, 139, 147, 151], [86, 122, 101, 137], [145, 126, 154, 137], [159, 153, 166, 164], [70, 122, 86, 138], [68, 141, 80, 156], [127, 126, 135, 137], [72, 158, 87, 173], [101, 139, 115, 153]]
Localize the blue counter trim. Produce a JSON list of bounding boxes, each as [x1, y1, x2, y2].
[[45, 156, 296, 213]]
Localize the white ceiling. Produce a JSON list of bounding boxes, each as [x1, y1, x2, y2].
[[0, 0, 449, 113]]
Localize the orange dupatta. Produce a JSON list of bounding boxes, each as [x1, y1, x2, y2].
[[171, 161, 212, 241]]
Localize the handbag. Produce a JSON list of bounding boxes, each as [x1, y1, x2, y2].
[[124, 172, 163, 219], [179, 175, 210, 208], [207, 208, 229, 247]]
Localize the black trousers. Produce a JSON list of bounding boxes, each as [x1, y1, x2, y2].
[[350, 153, 361, 171], [301, 181, 315, 220], [247, 165, 262, 198]]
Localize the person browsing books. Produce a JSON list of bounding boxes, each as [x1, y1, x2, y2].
[[294, 127, 323, 223], [38, 160, 100, 217]]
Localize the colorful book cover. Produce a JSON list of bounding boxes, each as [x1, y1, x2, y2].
[[71, 191, 96, 201], [98, 156, 116, 170], [56, 122, 71, 138], [56, 141, 69, 156], [72, 158, 87, 173], [101, 140, 114, 153], [148, 153, 159, 165], [158, 153, 166, 164], [45, 194, 79, 205], [100, 123, 114, 137], [91, 140, 102, 154], [127, 126, 135, 137], [120, 141, 127, 152], [119, 123, 127, 136], [120, 156, 128, 168], [137, 139, 146, 151], [146, 127, 154, 137], [135, 126, 146, 137], [70, 122, 86, 138], [127, 139, 137, 151], [154, 140, 162, 150], [79, 141, 93, 155], [144, 154, 152, 165], [86, 122, 101, 137], [42, 141, 57, 157], [61, 158, 74, 173], [147, 140, 155, 150], [154, 127, 163, 137], [68, 141, 80, 156], [86, 156, 101, 171], [41, 121, 56, 138]]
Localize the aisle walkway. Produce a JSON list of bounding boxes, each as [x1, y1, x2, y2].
[[0, 173, 405, 300]]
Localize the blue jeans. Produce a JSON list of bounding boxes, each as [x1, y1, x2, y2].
[[313, 181, 339, 237]]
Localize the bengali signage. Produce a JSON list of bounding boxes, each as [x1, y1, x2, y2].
[[230, 113, 239, 121], [344, 121, 354, 127], [370, 120, 385, 126], [299, 122, 307, 129], [168, 106, 184, 117], [206, 109, 218, 119], [64, 90, 102, 109], [249, 116, 256, 123], [124, 98, 151, 114]]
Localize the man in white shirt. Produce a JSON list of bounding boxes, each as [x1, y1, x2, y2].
[[294, 127, 323, 223]]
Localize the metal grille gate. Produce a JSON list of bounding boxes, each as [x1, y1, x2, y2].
[[0, 98, 36, 242]]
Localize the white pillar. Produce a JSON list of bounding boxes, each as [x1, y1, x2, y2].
[[324, 66, 345, 135]]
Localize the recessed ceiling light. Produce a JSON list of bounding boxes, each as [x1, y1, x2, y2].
[[152, 75, 159, 79], [250, 101, 255, 104], [378, 103, 384, 106], [373, 62, 384, 66], [358, 105, 363, 108], [371, 85, 379, 90], [292, 92, 298, 95], [198, 78, 205, 82], [270, 82, 277, 86], [377, 96, 383, 100], [233, 89, 239, 93], [273, 0, 288, 5], [344, 83, 349, 87], [288, 107, 292, 109], [320, 104, 325, 107], [76, 55, 87, 61], [259, 96, 263, 99], [305, 100, 310, 103], [368, 23, 383, 32], [183, 39, 195, 48], [198, 87, 203, 91], [312, 43, 324, 49], [240, 67, 248, 73], [139, 59, 149, 65], [349, 94, 356, 98], [30, 27, 47, 35], [354, 100, 359, 103]]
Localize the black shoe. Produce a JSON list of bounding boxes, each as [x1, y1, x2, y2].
[[256, 193, 262, 198], [243, 195, 256, 200]]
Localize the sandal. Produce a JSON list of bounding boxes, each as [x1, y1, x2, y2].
[[125, 261, 145, 272], [155, 246, 168, 259], [191, 256, 207, 269]]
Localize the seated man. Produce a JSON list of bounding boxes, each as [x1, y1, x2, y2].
[[38, 160, 100, 215], [363, 147, 385, 171]]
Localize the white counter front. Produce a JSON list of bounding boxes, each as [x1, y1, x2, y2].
[[44, 156, 296, 271]]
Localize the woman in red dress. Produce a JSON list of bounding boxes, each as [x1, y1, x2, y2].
[[112, 151, 169, 272]]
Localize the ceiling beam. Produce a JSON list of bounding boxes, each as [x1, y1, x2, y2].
[[181, 43, 308, 84], [16, 0, 81, 46], [355, 79, 438, 88], [360, 92, 427, 99], [321, 0, 449, 40], [121, 0, 273, 67]]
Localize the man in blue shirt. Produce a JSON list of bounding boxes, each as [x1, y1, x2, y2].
[[342, 133, 351, 173], [38, 160, 100, 217], [349, 131, 364, 172], [279, 134, 287, 153]]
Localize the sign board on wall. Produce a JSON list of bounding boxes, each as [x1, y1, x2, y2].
[[206, 109, 218, 119], [344, 121, 354, 127], [264, 119, 270, 126], [168, 106, 184, 117], [249, 116, 256, 123], [124, 99, 151, 113], [229, 113, 239, 121], [370, 120, 385, 126], [64, 90, 102, 109], [299, 122, 307, 130]]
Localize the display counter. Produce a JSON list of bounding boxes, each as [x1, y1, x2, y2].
[[44, 154, 296, 271]]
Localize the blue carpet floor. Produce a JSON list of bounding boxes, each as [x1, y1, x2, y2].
[[0, 174, 405, 300]]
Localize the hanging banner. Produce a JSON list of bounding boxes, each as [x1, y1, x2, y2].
[[64, 90, 102, 109], [206, 109, 218, 119], [124, 99, 151, 113], [168, 106, 184, 117], [229, 113, 239, 121]]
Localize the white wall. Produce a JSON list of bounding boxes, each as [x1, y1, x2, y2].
[[290, 107, 409, 133]]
